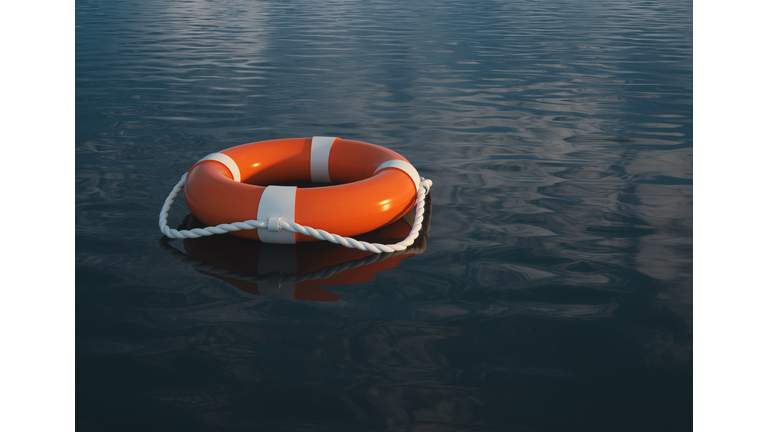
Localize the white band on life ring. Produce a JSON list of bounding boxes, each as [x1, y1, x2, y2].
[[310, 136, 337, 184], [197, 152, 241, 182], [257, 186, 297, 244], [374, 160, 420, 194]]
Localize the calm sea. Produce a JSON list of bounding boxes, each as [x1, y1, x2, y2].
[[76, 0, 692, 430]]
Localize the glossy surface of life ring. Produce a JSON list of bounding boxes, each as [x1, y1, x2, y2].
[[184, 137, 421, 243]]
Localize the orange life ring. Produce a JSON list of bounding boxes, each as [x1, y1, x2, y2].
[[184, 137, 421, 243]]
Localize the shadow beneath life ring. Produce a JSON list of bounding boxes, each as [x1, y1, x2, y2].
[[160, 193, 432, 302]]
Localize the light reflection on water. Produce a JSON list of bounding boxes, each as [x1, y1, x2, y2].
[[76, 0, 692, 430]]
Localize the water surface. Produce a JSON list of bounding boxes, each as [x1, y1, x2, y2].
[[76, 0, 692, 430]]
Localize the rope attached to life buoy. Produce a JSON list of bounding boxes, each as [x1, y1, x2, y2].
[[159, 173, 433, 254]]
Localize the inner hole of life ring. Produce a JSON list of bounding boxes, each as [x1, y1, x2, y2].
[[262, 180, 334, 188]]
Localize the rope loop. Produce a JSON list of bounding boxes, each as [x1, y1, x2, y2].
[[159, 173, 433, 254]]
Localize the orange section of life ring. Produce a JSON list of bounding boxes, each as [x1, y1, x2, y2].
[[183, 137, 421, 243]]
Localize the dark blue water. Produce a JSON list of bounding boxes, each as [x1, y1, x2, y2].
[[76, 0, 692, 430]]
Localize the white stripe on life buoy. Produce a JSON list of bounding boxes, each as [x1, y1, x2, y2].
[[197, 152, 241, 182], [257, 185, 297, 244], [310, 136, 337, 184], [374, 160, 420, 194]]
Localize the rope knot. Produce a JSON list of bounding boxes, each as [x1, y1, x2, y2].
[[268, 216, 283, 232]]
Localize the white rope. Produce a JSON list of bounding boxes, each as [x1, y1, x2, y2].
[[159, 172, 433, 254]]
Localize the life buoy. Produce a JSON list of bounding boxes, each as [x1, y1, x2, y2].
[[183, 137, 422, 244]]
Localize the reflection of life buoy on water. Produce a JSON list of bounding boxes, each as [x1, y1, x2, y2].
[[160, 193, 431, 301]]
